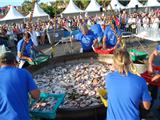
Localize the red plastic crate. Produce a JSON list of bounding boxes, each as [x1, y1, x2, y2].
[[93, 46, 114, 55], [141, 71, 160, 88], [153, 66, 160, 71]]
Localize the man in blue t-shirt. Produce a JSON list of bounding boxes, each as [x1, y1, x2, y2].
[[105, 48, 151, 120], [72, 24, 98, 52], [102, 23, 122, 49], [90, 21, 103, 43], [17, 32, 43, 68], [0, 52, 40, 120]]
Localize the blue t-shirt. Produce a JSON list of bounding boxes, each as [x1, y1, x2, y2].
[[104, 25, 122, 47], [17, 39, 34, 61], [105, 71, 151, 120], [0, 66, 38, 120], [90, 23, 103, 39], [74, 30, 97, 52]]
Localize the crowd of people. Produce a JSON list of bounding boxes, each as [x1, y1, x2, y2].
[[0, 9, 160, 49], [1, 9, 160, 120], [0, 9, 160, 46]]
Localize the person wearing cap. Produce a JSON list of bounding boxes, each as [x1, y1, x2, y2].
[[17, 32, 43, 68], [102, 20, 122, 50], [105, 48, 151, 120], [0, 52, 40, 120], [71, 24, 98, 53], [148, 45, 160, 107]]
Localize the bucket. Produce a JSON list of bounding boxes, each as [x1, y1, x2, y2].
[[132, 63, 147, 74]]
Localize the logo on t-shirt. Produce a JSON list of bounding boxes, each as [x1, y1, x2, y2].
[[108, 30, 116, 45], [82, 37, 90, 47]]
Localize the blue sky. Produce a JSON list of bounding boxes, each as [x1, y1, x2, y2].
[[0, 0, 56, 7]]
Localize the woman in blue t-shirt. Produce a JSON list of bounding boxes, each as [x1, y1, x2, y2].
[[105, 48, 151, 120]]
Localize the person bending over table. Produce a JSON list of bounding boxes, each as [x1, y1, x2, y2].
[[102, 22, 122, 50], [71, 24, 98, 53], [17, 32, 44, 68], [0, 52, 40, 120], [105, 48, 151, 120], [90, 20, 103, 44]]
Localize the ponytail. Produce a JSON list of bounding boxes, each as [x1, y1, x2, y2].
[[113, 48, 131, 75]]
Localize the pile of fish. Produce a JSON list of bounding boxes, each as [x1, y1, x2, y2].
[[34, 60, 111, 108], [30, 97, 57, 112]]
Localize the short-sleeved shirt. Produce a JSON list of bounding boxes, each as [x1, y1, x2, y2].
[[90, 23, 103, 39], [16, 39, 34, 61], [74, 30, 97, 52], [0, 66, 38, 120], [105, 71, 151, 120], [104, 25, 122, 47]]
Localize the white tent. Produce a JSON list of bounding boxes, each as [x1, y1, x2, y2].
[[0, 6, 24, 21], [85, 0, 101, 12], [62, 0, 83, 14], [145, 0, 160, 7], [26, 3, 49, 18], [126, 0, 143, 9], [107, 0, 125, 10]]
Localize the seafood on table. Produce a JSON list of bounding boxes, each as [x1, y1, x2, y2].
[[34, 60, 111, 108], [30, 97, 57, 112]]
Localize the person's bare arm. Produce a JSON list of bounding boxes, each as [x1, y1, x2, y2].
[[30, 89, 40, 99], [148, 50, 158, 73], [102, 36, 107, 49], [142, 101, 151, 110], [93, 39, 98, 48], [18, 52, 33, 62], [152, 74, 160, 82], [114, 36, 121, 49]]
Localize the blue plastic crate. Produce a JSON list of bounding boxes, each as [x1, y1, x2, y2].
[[30, 93, 65, 119]]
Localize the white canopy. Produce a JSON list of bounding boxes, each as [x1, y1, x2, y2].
[[145, 0, 160, 7], [107, 0, 125, 10], [0, 6, 24, 21], [26, 3, 49, 18], [126, 0, 143, 9], [62, 0, 83, 14], [85, 0, 101, 12]]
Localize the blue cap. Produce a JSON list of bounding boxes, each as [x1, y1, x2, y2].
[[156, 45, 160, 51]]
